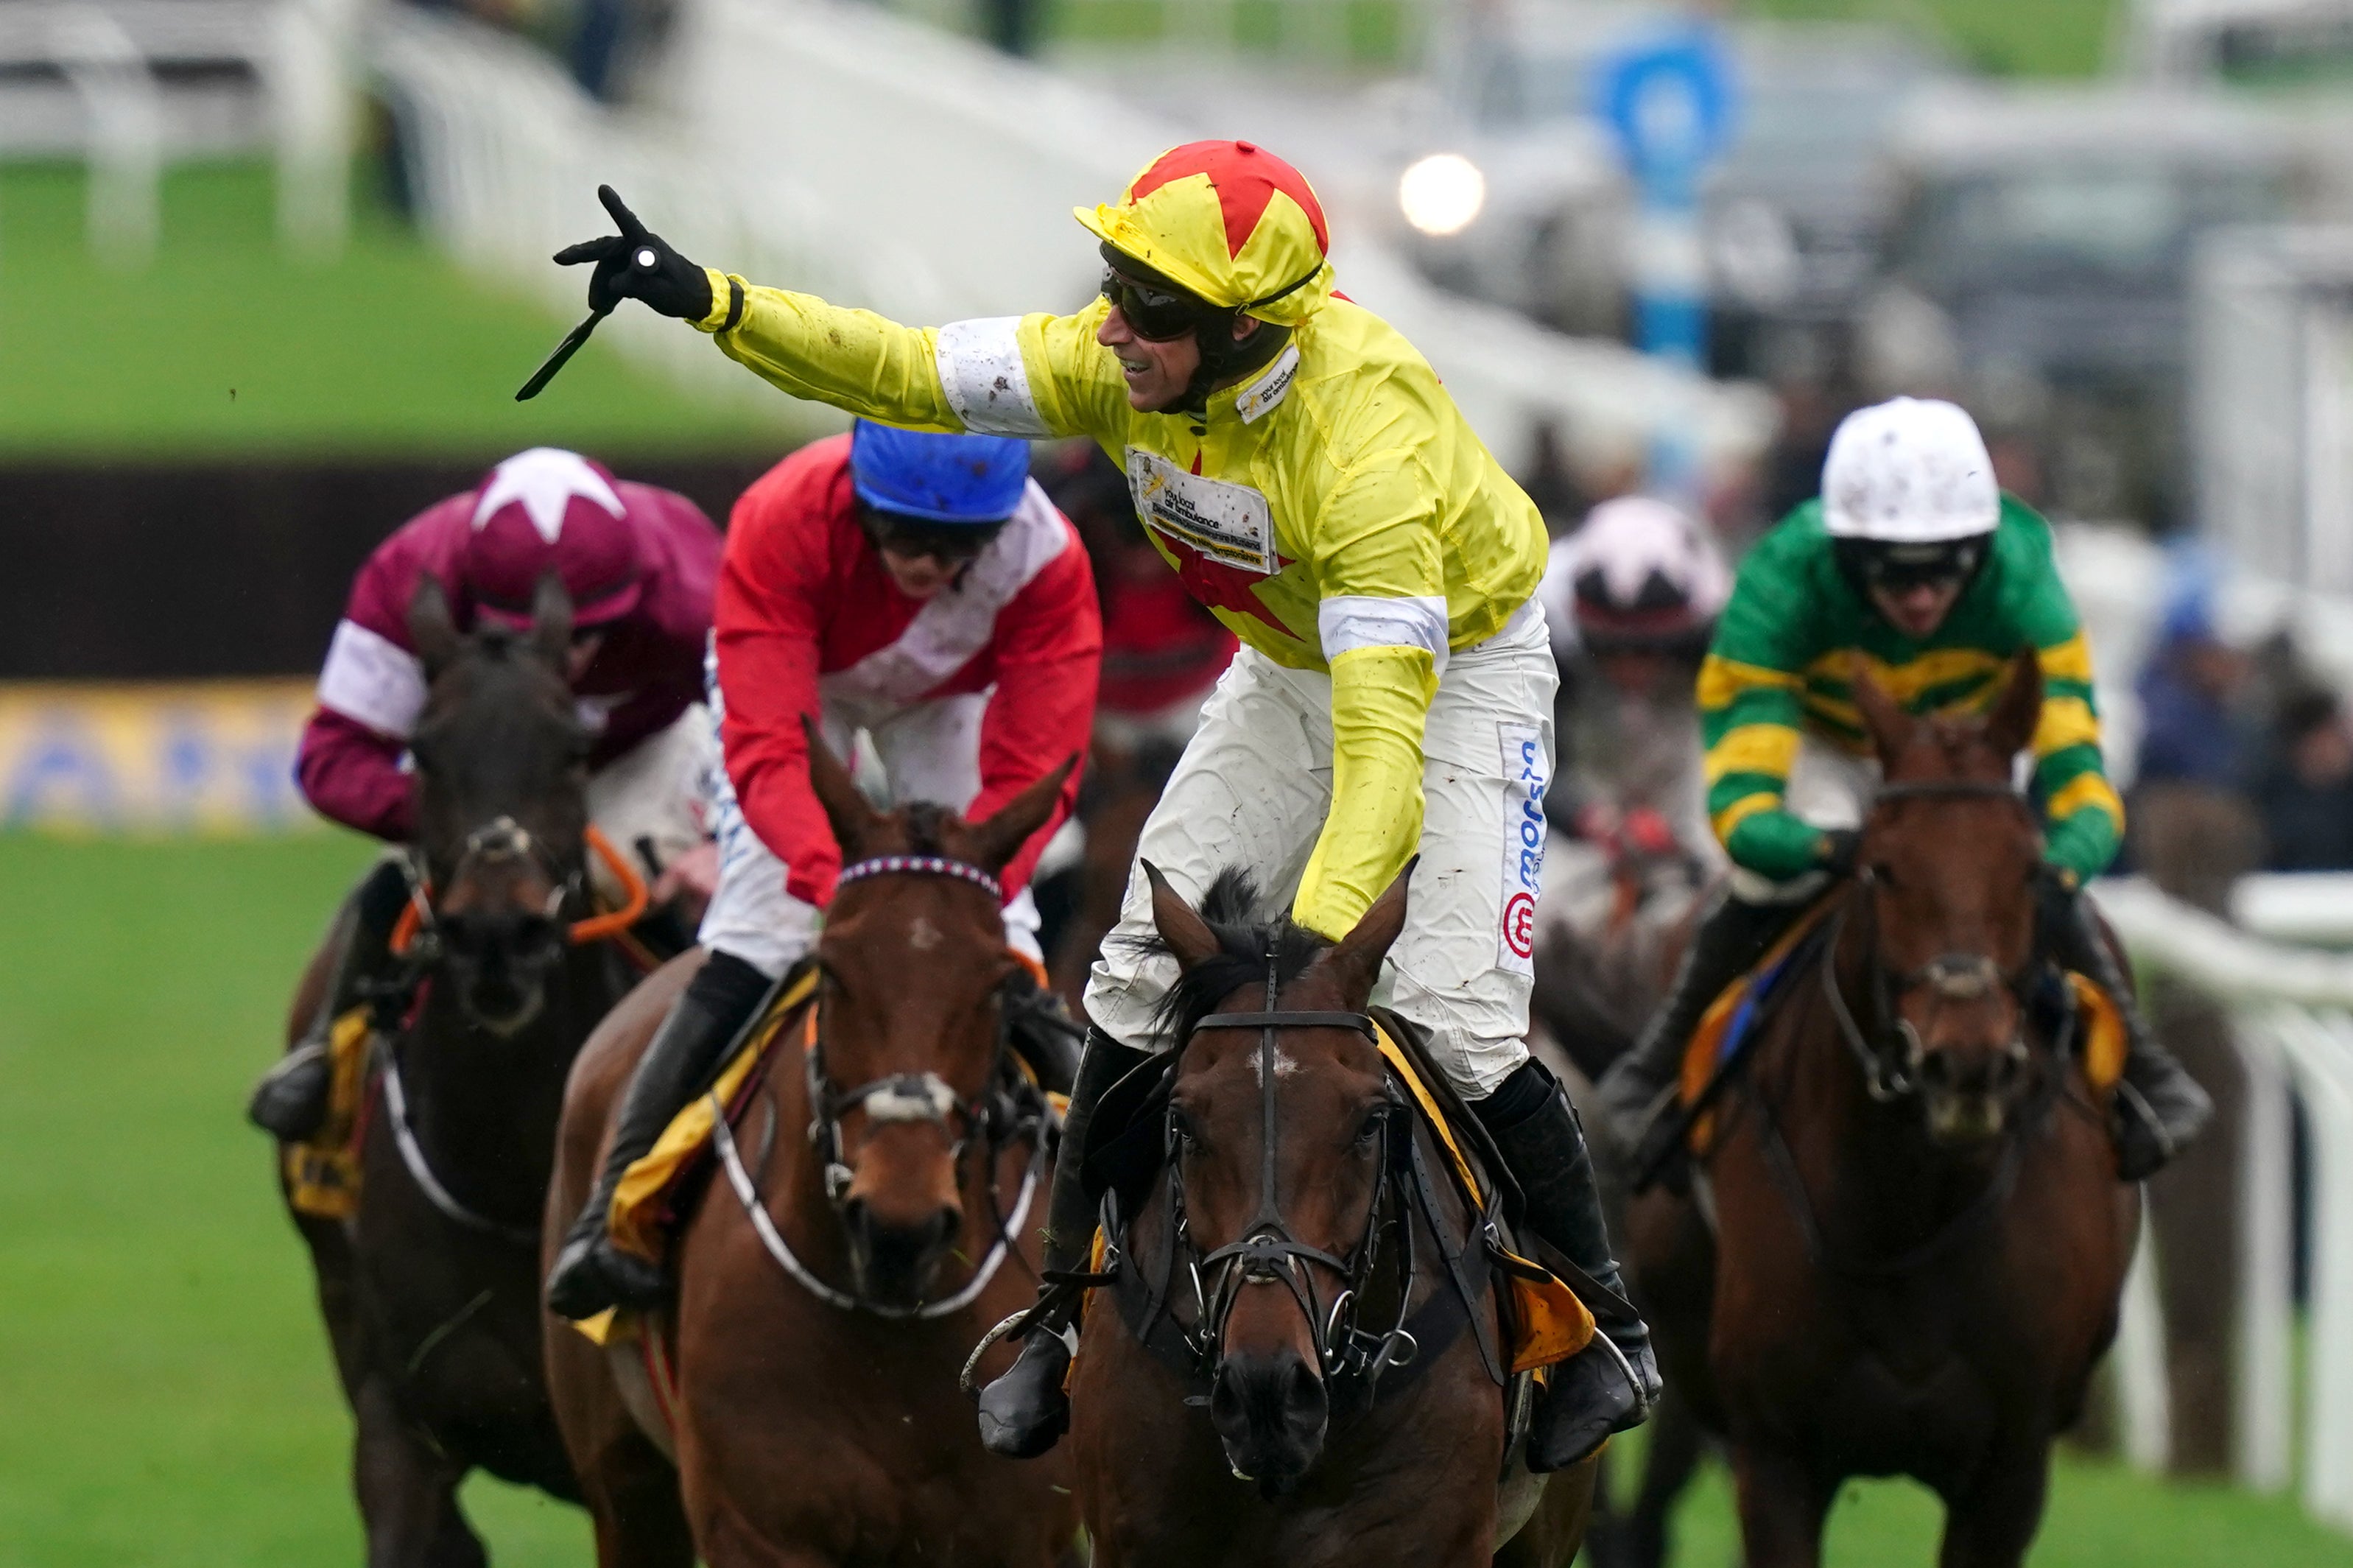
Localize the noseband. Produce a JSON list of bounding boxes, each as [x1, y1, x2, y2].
[[390, 815, 650, 960], [1823, 778, 2041, 1104], [1174, 940, 1416, 1385]]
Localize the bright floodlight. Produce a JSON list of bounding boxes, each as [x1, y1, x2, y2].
[[1399, 153, 1486, 237]]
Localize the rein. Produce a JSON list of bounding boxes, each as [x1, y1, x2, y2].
[[364, 815, 651, 1245], [716, 852, 1059, 1321]]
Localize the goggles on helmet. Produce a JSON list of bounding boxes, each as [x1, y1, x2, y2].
[[1100, 264, 1216, 342], [1835, 535, 1987, 594], [863, 506, 1005, 564]]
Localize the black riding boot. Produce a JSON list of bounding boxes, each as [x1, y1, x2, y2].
[[975, 1025, 1153, 1458], [247, 857, 412, 1142], [1474, 1058, 1662, 1472], [545, 949, 777, 1320], [2040, 871, 2214, 1181], [1597, 887, 1800, 1163]]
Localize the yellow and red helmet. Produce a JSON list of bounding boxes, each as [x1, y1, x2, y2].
[[1076, 140, 1334, 328]]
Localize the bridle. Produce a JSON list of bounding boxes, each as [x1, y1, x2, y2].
[[1821, 778, 2041, 1105], [1168, 938, 1418, 1387], [388, 815, 650, 963], [716, 851, 1055, 1321]]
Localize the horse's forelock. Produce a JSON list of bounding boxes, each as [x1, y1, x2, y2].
[[1138, 868, 1332, 1047]]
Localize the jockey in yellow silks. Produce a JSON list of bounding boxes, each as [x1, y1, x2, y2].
[[546, 148, 1656, 1469]]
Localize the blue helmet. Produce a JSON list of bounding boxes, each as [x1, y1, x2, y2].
[[848, 420, 1030, 525]]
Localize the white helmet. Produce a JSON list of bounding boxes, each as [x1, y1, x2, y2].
[[1542, 496, 1731, 655], [1821, 397, 1999, 545]]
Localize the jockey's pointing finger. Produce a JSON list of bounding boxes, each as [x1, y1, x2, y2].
[[553, 186, 715, 323]]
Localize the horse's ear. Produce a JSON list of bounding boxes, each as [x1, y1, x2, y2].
[[1984, 645, 2044, 761], [408, 574, 461, 678], [803, 714, 885, 860], [1320, 857, 1415, 1008], [1144, 860, 1222, 973], [530, 572, 574, 669], [1849, 655, 1914, 765], [963, 755, 1080, 873]]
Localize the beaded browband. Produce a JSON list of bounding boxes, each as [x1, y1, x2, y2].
[[834, 854, 1003, 902]]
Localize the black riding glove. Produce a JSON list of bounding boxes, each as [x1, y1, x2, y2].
[[554, 185, 715, 322]]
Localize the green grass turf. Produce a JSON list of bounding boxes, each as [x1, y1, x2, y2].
[[1, 832, 2346, 1564], [0, 161, 797, 459], [1038, 0, 2119, 74]]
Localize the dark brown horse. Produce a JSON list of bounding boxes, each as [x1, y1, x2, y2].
[[1063, 864, 1594, 1568], [544, 736, 1079, 1567], [1627, 653, 2139, 1568], [277, 575, 644, 1564]]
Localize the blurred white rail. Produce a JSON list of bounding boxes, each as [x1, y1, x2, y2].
[[2098, 875, 2353, 1530], [369, 0, 1776, 474]]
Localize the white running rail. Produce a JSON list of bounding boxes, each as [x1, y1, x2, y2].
[[2098, 873, 2353, 1531]]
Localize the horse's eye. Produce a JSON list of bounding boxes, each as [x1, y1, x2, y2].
[[1871, 862, 1899, 890], [1354, 1114, 1385, 1148], [1170, 1111, 1199, 1149]]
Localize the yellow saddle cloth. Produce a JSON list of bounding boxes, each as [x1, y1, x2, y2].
[[283, 1008, 379, 1222]]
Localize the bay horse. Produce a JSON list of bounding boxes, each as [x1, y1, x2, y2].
[[1061, 863, 1594, 1567], [1625, 652, 2139, 1568], [543, 734, 1079, 1566], [276, 574, 645, 1564]]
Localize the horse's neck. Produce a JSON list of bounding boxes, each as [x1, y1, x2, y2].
[[405, 942, 616, 1203]]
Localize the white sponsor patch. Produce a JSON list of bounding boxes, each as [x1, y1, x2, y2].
[[317, 619, 428, 739], [1496, 722, 1549, 974], [1125, 449, 1278, 575], [1234, 344, 1301, 424]]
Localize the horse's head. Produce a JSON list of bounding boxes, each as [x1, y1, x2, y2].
[[407, 573, 590, 1035], [1850, 649, 2047, 1145], [1144, 862, 1413, 1494], [803, 722, 1074, 1310]]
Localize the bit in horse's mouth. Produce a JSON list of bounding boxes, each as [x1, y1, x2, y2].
[[1925, 1091, 2005, 1145]]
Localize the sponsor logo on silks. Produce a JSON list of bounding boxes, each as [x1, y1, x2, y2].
[[1234, 344, 1301, 425], [1496, 721, 1550, 974], [1125, 449, 1279, 575]]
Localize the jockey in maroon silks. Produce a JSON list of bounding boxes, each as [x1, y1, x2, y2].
[[545, 421, 1104, 1318], [248, 446, 725, 1142]]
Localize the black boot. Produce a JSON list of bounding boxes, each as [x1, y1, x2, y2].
[[1474, 1058, 1662, 1472], [545, 949, 777, 1320], [1597, 888, 1799, 1164], [2040, 871, 2213, 1181], [248, 858, 412, 1142], [975, 1025, 1152, 1458]]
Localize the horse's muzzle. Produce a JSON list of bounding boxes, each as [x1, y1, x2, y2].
[[1209, 1344, 1329, 1497], [840, 1195, 961, 1310], [439, 909, 565, 1036], [1918, 1036, 2029, 1147]]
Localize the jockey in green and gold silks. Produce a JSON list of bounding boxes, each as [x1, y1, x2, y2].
[[1699, 494, 2122, 888], [1599, 396, 2208, 1185]]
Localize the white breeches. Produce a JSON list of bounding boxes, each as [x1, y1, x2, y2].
[[697, 683, 1042, 980], [583, 704, 720, 909], [1085, 600, 1556, 1099]]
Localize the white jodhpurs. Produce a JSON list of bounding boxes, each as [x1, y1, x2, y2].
[[583, 704, 721, 910], [1086, 599, 1556, 1099], [696, 681, 1043, 980]]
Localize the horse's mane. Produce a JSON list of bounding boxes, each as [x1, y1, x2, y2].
[[1131, 869, 1331, 1046], [901, 801, 959, 857]]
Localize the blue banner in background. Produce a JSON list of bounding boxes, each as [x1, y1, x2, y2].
[[0, 681, 317, 834]]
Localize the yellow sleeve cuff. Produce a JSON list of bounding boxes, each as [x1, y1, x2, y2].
[[693, 269, 739, 334]]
